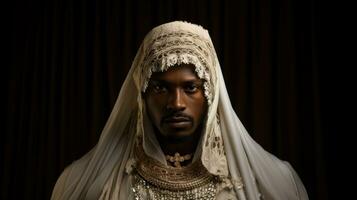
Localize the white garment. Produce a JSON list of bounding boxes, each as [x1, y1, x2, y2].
[[51, 21, 308, 200]]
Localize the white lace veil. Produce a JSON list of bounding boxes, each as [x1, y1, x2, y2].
[[51, 21, 308, 200]]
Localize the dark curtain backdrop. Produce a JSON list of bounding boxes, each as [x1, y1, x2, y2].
[[6, 0, 329, 199]]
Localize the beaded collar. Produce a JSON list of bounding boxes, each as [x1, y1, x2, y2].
[[132, 142, 218, 199], [134, 142, 215, 191]]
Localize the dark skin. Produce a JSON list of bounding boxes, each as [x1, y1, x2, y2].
[[144, 64, 208, 162]]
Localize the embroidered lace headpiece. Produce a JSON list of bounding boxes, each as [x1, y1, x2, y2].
[[137, 21, 216, 105]]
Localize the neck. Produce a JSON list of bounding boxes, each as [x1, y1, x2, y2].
[[156, 133, 200, 156]]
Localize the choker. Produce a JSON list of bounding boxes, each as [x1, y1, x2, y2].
[[133, 142, 215, 191]]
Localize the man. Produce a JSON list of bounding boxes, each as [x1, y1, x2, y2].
[[52, 21, 308, 199]]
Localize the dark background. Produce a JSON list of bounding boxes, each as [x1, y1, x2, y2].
[[5, 0, 338, 199]]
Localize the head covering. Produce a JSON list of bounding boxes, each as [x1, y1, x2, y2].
[[51, 21, 308, 200]]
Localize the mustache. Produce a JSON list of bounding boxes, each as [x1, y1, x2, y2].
[[161, 112, 193, 123]]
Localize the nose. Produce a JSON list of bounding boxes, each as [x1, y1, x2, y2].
[[166, 89, 186, 111]]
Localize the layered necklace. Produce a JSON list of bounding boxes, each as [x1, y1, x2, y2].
[[131, 142, 217, 199]]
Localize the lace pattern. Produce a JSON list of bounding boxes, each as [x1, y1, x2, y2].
[[202, 114, 229, 176], [140, 31, 215, 105]]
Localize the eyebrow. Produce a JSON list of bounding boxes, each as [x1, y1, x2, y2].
[[150, 79, 204, 85]]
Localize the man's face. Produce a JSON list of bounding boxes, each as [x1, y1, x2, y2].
[[144, 64, 208, 140]]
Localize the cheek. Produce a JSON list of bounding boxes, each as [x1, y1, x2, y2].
[[190, 95, 207, 120], [146, 96, 165, 121], [199, 102, 207, 119]]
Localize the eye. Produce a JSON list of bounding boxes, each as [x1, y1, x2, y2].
[[184, 84, 199, 93], [152, 84, 167, 93]]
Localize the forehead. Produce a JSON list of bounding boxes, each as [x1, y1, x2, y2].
[[150, 64, 201, 82]]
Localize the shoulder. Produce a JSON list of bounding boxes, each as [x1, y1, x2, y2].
[[51, 151, 94, 199], [282, 161, 309, 200], [51, 164, 75, 200]]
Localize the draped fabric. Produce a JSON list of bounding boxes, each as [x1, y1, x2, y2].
[[50, 21, 308, 200], [6, 0, 327, 199]]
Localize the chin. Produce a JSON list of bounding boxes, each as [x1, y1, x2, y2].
[[165, 128, 191, 135], [164, 130, 196, 140], [168, 132, 191, 138]]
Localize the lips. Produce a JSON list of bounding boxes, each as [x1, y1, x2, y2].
[[163, 116, 192, 128]]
